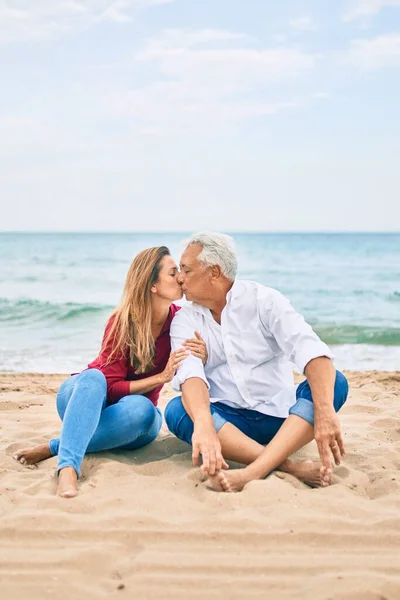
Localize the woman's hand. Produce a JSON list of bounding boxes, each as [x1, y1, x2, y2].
[[183, 331, 208, 365], [160, 349, 188, 384]]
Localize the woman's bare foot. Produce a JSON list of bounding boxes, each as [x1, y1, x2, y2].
[[13, 443, 52, 466], [57, 467, 78, 498], [207, 460, 333, 493]]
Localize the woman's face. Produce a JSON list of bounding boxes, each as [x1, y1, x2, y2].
[[151, 255, 183, 301]]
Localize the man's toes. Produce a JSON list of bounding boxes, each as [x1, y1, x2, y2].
[[205, 476, 222, 492], [199, 466, 209, 481], [218, 472, 232, 493], [320, 466, 333, 486]]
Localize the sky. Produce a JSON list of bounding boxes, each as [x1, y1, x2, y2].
[[0, 0, 400, 232]]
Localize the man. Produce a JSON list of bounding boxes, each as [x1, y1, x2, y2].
[[165, 232, 348, 492]]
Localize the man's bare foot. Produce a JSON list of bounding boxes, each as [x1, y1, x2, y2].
[[207, 459, 333, 493], [279, 459, 332, 488], [13, 443, 52, 466], [57, 467, 78, 498], [207, 469, 250, 493]]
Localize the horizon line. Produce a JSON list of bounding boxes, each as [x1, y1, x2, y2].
[[1, 230, 399, 235]]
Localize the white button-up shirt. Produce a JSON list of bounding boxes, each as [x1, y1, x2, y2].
[[171, 280, 333, 419]]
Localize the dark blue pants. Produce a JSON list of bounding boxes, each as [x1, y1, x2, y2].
[[164, 371, 348, 447]]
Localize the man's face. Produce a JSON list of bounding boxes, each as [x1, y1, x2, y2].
[[178, 244, 212, 304]]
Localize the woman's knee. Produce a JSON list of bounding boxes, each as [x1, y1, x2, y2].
[[56, 370, 106, 420], [120, 395, 158, 431], [78, 368, 106, 391], [164, 396, 186, 434], [56, 375, 77, 419]]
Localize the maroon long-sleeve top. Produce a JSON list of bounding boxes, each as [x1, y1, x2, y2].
[[86, 304, 181, 406]]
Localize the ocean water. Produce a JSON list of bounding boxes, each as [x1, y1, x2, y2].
[[0, 232, 399, 373]]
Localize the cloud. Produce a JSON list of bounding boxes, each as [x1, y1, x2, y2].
[[137, 28, 316, 74], [0, 0, 177, 42], [0, 26, 320, 160], [343, 0, 400, 21], [139, 28, 248, 52], [289, 16, 317, 31], [271, 34, 288, 43], [346, 33, 400, 68], [102, 28, 318, 134], [311, 91, 330, 99]]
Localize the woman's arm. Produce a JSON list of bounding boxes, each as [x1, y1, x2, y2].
[[95, 316, 188, 403], [128, 374, 163, 395], [127, 349, 188, 395]]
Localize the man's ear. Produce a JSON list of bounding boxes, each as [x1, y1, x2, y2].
[[210, 265, 221, 280]]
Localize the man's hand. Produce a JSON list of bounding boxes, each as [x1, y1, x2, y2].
[[192, 420, 229, 476], [314, 408, 345, 471]]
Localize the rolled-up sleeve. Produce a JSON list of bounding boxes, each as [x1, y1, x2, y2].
[[170, 308, 210, 392], [262, 290, 334, 374]]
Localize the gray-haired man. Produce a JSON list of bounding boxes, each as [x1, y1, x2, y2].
[[165, 232, 348, 492]]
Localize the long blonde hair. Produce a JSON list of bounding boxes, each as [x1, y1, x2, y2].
[[103, 246, 171, 374]]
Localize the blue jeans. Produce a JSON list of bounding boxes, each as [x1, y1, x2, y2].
[[164, 371, 348, 447], [49, 368, 162, 476]]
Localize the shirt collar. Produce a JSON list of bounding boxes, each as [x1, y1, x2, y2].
[[226, 279, 240, 303]]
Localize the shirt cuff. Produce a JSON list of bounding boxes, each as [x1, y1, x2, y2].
[[172, 363, 210, 392], [295, 342, 334, 374]]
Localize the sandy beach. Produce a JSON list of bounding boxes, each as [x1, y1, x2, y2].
[[1, 371, 400, 599]]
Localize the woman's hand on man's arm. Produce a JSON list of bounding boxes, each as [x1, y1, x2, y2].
[[128, 349, 188, 395], [182, 331, 208, 365]]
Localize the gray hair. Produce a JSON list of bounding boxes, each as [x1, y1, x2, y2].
[[184, 231, 237, 280]]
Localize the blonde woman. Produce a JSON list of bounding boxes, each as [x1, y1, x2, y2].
[[14, 247, 206, 498]]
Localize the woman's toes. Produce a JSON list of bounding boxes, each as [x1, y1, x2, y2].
[[13, 451, 27, 464], [58, 489, 78, 499]]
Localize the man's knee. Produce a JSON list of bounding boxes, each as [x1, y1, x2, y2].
[[164, 396, 186, 435], [334, 370, 349, 411]]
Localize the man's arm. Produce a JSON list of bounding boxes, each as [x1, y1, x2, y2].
[[262, 289, 345, 470], [181, 378, 227, 475], [180, 377, 212, 423], [170, 308, 227, 475], [304, 356, 345, 470]]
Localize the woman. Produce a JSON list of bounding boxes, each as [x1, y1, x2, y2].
[[14, 246, 207, 498]]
